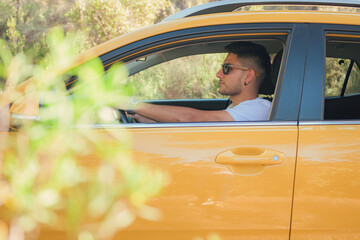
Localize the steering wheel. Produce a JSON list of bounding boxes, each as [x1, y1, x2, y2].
[[118, 109, 129, 123]]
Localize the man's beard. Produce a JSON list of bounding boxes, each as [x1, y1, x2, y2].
[[219, 84, 242, 96]]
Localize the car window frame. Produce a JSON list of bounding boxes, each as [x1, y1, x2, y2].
[[299, 23, 360, 124], [56, 22, 311, 128], [101, 23, 309, 127]]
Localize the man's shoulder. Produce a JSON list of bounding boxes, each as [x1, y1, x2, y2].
[[237, 97, 271, 107], [225, 97, 271, 121]]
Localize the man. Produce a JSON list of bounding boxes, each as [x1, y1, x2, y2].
[[127, 42, 272, 123]]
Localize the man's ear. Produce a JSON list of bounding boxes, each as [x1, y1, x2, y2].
[[244, 69, 256, 85]]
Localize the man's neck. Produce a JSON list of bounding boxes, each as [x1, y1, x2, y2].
[[230, 93, 258, 106]]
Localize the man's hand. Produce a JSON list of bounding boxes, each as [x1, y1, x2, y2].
[[120, 98, 233, 123], [129, 113, 157, 123]]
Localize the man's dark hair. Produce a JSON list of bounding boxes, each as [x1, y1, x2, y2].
[[224, 42, 271, 88]]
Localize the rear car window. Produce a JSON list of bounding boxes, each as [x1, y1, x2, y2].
[[326, 57, 360, 97], [324, 35, 360, 120]]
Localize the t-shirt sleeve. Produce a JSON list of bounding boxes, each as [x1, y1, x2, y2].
[[225, 99, 271, 121]]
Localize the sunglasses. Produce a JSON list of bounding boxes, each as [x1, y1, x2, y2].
[[221, 63, 260, 77]]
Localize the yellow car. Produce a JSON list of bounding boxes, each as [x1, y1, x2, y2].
[[2, 0, 360, 239]]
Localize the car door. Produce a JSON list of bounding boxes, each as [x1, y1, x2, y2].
[[292, 24, 360, 239], [103, 23, 308, 240], [1, 22, 307, 239]]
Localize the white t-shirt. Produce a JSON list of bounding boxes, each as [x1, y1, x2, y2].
[[225, 97, 271, 121]]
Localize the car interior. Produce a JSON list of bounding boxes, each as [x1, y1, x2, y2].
[[124, 39, 284, 122], [124, 37, 360, 122]]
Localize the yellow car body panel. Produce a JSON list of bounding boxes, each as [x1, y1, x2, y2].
[[27, 124, 297, 239], [292, 124, 360, 238]]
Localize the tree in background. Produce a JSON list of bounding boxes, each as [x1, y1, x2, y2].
[[0, 0, 74, 58], [65, 0, 175, 50], [0, 0, 213, 57]]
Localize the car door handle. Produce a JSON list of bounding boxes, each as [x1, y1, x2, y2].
[[215, 147, 286, 166]]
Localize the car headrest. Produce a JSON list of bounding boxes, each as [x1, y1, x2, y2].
[[259, 49, 283, 95], [271, 49, 283, 88]]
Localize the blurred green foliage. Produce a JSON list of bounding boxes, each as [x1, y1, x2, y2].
[[0, 27, 168, 239]]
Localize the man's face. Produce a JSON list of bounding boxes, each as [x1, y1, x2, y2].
[[216, 53, 246, 96]]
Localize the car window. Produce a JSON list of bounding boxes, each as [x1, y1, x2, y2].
[[324, 35, 360, 120], [124, 40, 284, 100], [119, 37, 288, 123], [325, 57, 360, 97], [126, 53, 226, 100]]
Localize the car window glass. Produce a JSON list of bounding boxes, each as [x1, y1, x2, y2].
[[325, 57, 348, 97], [122, 38, 285, 123], [345, 61, 360, 96], [126, 53, 226, 100], [235, 5, 360, 13], [324, 36, 360, 120], [325, 58, 360, 97]]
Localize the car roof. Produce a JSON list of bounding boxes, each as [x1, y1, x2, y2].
[[164, 0, 360, 21]]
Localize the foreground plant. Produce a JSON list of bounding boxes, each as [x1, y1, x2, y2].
[[0, 27, 168, 240]]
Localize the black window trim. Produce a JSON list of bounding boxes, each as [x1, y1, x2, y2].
[[271, 23, 308, 122], [100, 23, 292, 68]]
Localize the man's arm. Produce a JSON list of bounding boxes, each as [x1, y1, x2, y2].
[[133, 102, 234, 123], [131, 113, 157, 123]]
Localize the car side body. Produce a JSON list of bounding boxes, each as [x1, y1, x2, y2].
[[1, 1, 360, 239]]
